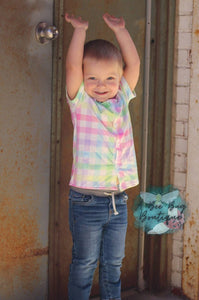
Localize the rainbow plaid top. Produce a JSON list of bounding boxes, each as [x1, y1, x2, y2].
[[66, 76, 139, 191]]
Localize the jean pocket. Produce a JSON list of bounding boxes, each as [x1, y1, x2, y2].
[[69, 189, 94, 205], [116, 192, 128, 204]]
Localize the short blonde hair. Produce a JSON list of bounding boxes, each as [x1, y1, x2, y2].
[[83, 39, 123, 69]]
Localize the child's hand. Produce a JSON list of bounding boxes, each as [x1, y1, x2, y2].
[[103, 13, 125, 32], [65, 13, 88, 30]]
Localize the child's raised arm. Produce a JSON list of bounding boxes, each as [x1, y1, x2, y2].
[[103, 13, 140, 91], [65, 13, 88, 100]]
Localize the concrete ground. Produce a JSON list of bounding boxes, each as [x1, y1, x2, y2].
[[121, 289, 188, 300], [91, 289, 188, 300]]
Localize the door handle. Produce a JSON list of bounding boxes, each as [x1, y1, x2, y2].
[[35, 22, 58, 44]]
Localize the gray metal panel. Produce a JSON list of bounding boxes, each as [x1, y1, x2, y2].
[[0, 0, 53, 299]]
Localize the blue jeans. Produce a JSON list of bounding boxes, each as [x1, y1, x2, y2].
[[68, 188, 128, 300]]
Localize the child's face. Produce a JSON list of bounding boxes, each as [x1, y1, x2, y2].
[[83, 57, 123, 102]]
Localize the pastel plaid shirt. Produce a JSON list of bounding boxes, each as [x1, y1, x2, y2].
[[66, 76, 139, 191]]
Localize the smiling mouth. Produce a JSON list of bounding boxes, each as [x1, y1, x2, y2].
[[94, 91, 108, 95]]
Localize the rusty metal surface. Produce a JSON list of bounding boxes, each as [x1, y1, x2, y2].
[[0, 0, 53, 299]]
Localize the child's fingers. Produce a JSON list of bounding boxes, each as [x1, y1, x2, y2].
[[103, 12, 109, 18], [65, 13, 81, 22], [103, 13, 118, 21], [103, 13, 125, 29], [103, 14, 115, 24], [103, 13, 112, 23], [65, 12, 73, 22], [65, 12, 69, 21], [65, 13, 88, 29]]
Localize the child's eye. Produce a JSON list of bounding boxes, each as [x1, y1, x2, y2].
[[107, 77, 114, 80], [88, 77, 96, 80]]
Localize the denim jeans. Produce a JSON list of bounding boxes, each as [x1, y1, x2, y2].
[[68, 188, 128, 300]]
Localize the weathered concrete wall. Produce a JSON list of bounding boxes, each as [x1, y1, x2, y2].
[[171, 1, 199, 299], [182, 0, 199, 298], [0, 0, 53, 299], [171, 0, 193, 289]]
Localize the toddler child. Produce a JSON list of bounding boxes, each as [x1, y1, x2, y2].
[[65, 12, 140, 300]]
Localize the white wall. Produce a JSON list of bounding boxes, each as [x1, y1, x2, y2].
[[171, 1, 199, 299], [171, 0, 193, 288]]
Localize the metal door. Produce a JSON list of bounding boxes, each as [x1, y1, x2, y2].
[[0, 1, 54, 299], [49, 0, 145, 299]]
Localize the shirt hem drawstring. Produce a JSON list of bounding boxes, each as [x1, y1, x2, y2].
[[104, 192, 119, 215]]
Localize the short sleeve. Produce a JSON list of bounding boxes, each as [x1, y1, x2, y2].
[[119, 76, 136, 104], [66, 82, 85, 106]]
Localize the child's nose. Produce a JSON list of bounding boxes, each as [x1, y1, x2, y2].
[[97, 80, 105, 87]]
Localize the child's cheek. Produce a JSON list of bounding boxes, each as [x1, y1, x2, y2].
[[108, 81, 120, 91], [84, 82, 94, 95]]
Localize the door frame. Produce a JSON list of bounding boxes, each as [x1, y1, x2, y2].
[[48, 0, 65, 299], [142, 0, 176, 291]]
